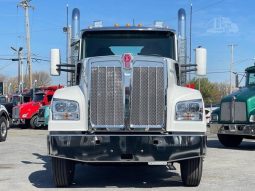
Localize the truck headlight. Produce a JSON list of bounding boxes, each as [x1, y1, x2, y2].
[[175, 99, 203, 121], [211, 114, 218, 122], [52, 99, 80, 120], [249, 115, 255, 122]]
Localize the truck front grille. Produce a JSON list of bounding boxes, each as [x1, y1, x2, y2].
[[89, 56, 166, 130], [130, 67, 165, 127], [90, 67, 124, 127], [12, 107, 19, 119], [38, 108, 45, 118], [220, 101, 246, 122]]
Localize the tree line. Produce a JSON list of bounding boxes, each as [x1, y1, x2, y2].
[[0, 71, 52, 94], [189, 78, 231, 105]]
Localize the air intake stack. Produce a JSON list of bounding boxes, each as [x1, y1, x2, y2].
[[178, 8, 187, 85], [70, 8, 80, 85]]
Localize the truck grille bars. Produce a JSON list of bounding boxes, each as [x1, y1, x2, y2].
[[220, 101, 247, 122], [130, 67, 165, 127], [89, 56, 167, 130], [12, 107, 19, 119], [90, 66, 124, 127]]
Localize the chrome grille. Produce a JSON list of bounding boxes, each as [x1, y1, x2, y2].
[[12, 107, 19, 119], [38, 108, 45, 118], [90, 66, 124, 127], [130, 67, 165, 127], [220, 101, 246, 122]]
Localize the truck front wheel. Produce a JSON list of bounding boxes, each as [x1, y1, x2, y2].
[[217, 134, 243, 147], [52, 157, 75, 187], [30, 115, 40, 129], [0, 116, 7, 142], [180, 157, 203, 187]]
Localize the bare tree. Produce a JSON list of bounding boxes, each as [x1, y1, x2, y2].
[[214, 82, 230, 100], [32, 71, 52, 86], [6, 71, 52, 93]]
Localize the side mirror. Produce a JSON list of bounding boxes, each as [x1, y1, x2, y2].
[[195, 47, 207, 76], [235, 73, 239, 88], [50, 49, 61, 76]]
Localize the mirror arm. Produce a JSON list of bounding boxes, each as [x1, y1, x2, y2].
[[180, 64, 197, 67], [181, 68, 197, 73], [57, 64, 75, 67], [57, 68, 75, 73]]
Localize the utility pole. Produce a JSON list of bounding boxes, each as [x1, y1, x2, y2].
[[11, 47, 23, 92], [18, 0, 33, 89], [228, 44, 237, 94]]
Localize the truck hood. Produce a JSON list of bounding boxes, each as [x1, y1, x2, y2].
[[221, 87, 255, 102], [18, 101, 41, 110], [221, 86, 255, 115], [17, 101, 42, 118]]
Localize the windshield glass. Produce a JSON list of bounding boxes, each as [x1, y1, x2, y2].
[[246, 72, 255, 86], [12, 96, 21, 105], [0, 97, 7, 103], [81, 30, 175, 59], [33, 93, 44, 102]]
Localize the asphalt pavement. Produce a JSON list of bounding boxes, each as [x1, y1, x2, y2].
[[1, 128, 255, 191]]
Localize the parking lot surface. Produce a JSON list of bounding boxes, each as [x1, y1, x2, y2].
[[1, 128, 255, 191]]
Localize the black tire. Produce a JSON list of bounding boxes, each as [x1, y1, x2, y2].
[[217, 134, 243, 147], [0, 116, 8, 142], [30, 115, 40, 129], [21, 120, 30, 129], [52, 157, 75, 187], [180, 157, 203, 187]]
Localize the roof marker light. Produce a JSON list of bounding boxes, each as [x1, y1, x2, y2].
[[93, 20, 103, 28], [154, 21, 164, 28]]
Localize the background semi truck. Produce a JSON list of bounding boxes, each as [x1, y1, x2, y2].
[[12, 86, 62, 128], [0, 105, 10, 142], [47, 8, 207, 187], [210, 65, 255, 147]]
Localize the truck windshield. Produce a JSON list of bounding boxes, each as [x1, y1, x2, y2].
[[12, 96, 21, 105], [34, 93, 44, 102], [246, 72, 255, 86], [0, 97, 7, 103], [81, 30, 175, 59]]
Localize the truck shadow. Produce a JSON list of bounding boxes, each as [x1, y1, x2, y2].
[[207, 139, 255, 151], [72, 165, 183, 188], [27, 153, 183, 188]]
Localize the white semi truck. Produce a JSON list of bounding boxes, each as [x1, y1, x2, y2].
[[0, 105, 10, 142], [48, 8, 207, 187]]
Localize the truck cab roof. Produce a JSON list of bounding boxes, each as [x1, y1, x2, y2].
[[81, 26, 176, 34], [245, 66, 255, 73]]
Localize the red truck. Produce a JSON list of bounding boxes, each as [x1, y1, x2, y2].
[[12, 85, 62, 128]]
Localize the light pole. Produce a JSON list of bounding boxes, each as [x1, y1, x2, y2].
[[11, 47, 23, 92]]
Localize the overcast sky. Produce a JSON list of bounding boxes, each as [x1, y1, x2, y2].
[[0, 0, 254, 85]]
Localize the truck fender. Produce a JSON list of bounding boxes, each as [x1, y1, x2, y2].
[[0, 110, 10, 127]]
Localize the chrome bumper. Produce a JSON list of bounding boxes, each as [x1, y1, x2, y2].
[[218, 124, 255, 137], [210, 123, 255, 136]]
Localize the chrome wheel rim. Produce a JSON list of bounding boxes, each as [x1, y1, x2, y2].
[[0, 121, 7, 137]]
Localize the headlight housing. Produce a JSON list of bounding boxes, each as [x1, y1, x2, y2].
[[211, 113, 218, 122], [52, 99, 80, 120], [249, 115, 255, 122], [175, 99, 203, 121]]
